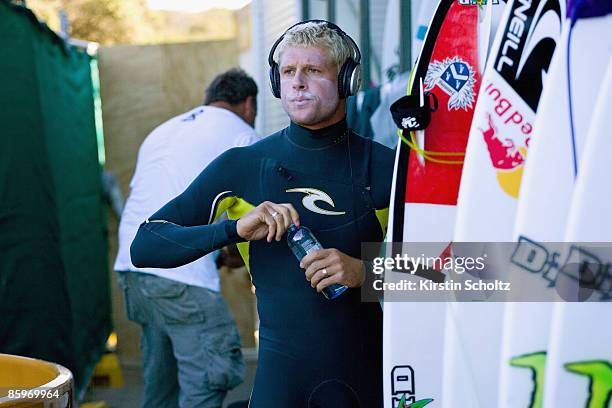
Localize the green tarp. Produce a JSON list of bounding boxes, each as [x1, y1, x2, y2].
[[0, 1, 110, 396]]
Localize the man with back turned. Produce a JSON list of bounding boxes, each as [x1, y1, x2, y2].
[[116, 68, 259, 408]]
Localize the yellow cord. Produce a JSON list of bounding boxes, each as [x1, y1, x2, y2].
[[397, 129, 465, 165], [396, 66, 465, 165]]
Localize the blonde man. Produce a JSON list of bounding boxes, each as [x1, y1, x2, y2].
[[131, 21, 393, 407]]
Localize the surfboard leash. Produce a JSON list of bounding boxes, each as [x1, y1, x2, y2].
[[396, 129, 466, 165], [391, 68, 466, 165]]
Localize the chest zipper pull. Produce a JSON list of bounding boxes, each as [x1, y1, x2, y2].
[[277, 166, 293, 181]]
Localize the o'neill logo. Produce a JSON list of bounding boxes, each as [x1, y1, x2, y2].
[[495, 0, 563, 111], [285, 188, 346, 216], [510, 352, 612, 408], [424, 56, 476, 111], [391, 365, 434, 408]]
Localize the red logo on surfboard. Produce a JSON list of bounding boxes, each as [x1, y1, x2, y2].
[[478, 81, 534, 198], [481, 113, 527, 198], [482, 113, 525, 170]]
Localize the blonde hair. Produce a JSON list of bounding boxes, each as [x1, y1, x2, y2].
[[274, 21, 355, 72]]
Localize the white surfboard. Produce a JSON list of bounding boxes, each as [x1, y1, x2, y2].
[[498, 8, 612, 407], [541, 303, 612, 408], [383, 1, 484, 406], [541, 55, 612, 408], [446, 0, 564, 406]]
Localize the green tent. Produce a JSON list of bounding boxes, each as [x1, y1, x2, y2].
[[0, 1, 110, 396]]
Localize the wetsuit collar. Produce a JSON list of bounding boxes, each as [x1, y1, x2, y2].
[[288, 118, 348, 149]]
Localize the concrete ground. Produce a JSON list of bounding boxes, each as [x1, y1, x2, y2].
[[83, 349, 257, 408]]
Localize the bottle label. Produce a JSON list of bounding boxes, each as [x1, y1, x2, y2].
[[303, 240, 322, 254]]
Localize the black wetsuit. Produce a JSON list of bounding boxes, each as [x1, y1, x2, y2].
[[131, 119, 394, 407]]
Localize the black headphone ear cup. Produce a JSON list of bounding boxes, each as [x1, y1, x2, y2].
[[269, 63, 281, 98], [337, 61, 350, 99], [349, 62, 362, 96], [338, 59, 360, 98]]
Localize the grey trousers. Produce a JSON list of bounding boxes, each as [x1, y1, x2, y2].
[[117, 271, 245, 408]]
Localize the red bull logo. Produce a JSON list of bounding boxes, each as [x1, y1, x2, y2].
[[480, 81, 533, 198], [482, 114, 526, 170], [481, 113, 527, 198]]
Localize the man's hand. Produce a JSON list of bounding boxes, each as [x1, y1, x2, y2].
[[301, 248, 365, 292], [236, 201, 300, 242]]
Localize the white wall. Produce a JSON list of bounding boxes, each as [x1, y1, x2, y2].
[[245, 0, 299, 136]]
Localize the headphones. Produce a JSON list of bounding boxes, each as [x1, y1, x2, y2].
[[268, 19, 362, 99]]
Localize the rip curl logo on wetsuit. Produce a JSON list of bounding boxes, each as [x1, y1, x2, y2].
[[286, 188, 346, 216]]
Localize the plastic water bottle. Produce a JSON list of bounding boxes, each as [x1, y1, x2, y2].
[[286, 224, 348, 300]]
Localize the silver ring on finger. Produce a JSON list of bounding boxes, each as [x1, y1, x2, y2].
[[321, 268, 328, 277], [271, 211, 279, 219]]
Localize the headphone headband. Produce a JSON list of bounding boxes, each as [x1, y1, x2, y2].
[[267, 19, 361, 67]]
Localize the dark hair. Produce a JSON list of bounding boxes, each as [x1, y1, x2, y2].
[[204, 68, 258, 106]]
